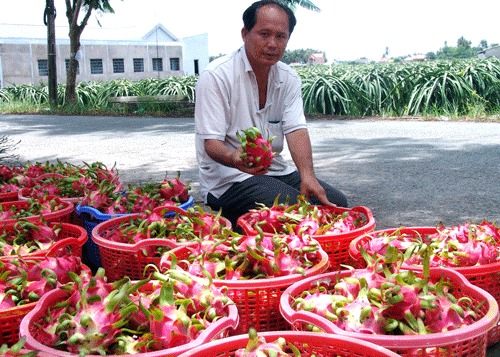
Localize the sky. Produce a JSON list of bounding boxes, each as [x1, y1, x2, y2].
[[1, 0, 499, 61]]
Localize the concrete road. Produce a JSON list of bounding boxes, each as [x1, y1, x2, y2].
[[1, 114, 499, 229]]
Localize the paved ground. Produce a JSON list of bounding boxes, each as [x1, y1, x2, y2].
[[2, 114, 500, 354], [1, 114, 498, 230]]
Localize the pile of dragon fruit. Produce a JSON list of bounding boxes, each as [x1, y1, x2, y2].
[[160, 227, 324, 280], [0, 219, 67, 257], [238, 195, 367, 236], [291, 250, 481, 336], [26, 266, 235, 355], [0, 255, 86, 310], [0, 161, 119, 199], [0, 196, 69, 222], [355, 221, 500, 267], [101, 205, 228, 247]]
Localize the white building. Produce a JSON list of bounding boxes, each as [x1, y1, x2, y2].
[[0, 23, 208, 88]]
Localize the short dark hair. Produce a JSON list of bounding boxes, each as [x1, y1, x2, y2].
[[243, 0, 297, 35]]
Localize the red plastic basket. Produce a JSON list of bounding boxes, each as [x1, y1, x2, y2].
[[20, 280, 239, 357], [0, 221, 87, 260], [91, 205, 231, 282], [0, 257, 91, 346], [280, 267, 499, 356], [238, 205, 375, 271], [349, 226, 500, 346], [0, 190, 19, 202], [178, 330, 400, 357], [0, 199, 74, 225], [168, 244, 330, 336], [75, 196, 195, 272]]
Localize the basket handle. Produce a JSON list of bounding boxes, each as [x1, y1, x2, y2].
[[75, 204, 131, 220], [152, 204, 188, 217], [350, 205, 375, 225]]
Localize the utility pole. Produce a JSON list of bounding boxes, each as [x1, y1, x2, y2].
[[44, 0, 57, 107]]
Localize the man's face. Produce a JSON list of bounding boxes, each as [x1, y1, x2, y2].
[[242, 5, 290, 69]]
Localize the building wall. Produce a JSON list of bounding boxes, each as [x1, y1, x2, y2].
[[182, 33, 209, 76], [0, 39, 186, 87]]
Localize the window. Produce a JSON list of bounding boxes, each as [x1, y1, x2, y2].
[[90, 59, 103, 74], [152, 58, 163, 72], [113, 58, 125, 73], [170, 57, 180, 71], [133, 58, 144, 72], [38, 59, 48, 76], [65, 59, 80, 75]]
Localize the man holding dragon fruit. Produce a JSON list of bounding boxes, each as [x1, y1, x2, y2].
[[195, 0, 347, 227]]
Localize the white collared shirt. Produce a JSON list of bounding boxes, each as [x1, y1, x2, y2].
[[194, 46, 306, 201]]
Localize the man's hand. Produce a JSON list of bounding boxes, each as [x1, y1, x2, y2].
[[300, 175, 336, 207], [205, 139, 268, 175]]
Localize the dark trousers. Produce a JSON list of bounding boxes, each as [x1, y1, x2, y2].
[[207, 171, 348, 230]]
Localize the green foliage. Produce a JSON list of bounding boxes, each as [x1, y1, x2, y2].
[[281, 49, 325, 64], [1, 59, 500, 119]]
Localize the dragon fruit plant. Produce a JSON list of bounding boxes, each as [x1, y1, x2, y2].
[[356, 221, 500, 268], [160, 227, 324, 280], [0, 255, 86, 309], [237, 127, 275, 169], [29, 266, 234, 355], [235, 328, 298, 356], [240, 195, 366, 236], [0, 219, 68, 257], [291, 247, 481, 336]]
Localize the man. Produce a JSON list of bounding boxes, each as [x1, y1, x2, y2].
[[195, 0, 347, 227]]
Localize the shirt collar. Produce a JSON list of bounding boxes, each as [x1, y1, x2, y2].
[[239, 46, 281, 87]]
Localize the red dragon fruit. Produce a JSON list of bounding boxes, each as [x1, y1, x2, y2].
[[158, 171, 191, 204], [237, 126, 275, 169]]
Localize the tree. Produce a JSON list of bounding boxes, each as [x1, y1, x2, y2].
[[279, 0, 320, 12], [281, 48, 324, 64], [64, 0, 116, 105]]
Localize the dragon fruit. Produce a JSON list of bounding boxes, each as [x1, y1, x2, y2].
[[237, 126, 275, 169], [235, 328, 292, 356], [31, 267, 234, 355], [291, 247, 481, 336], [0, 337, 38, 357], [158, 171, 191, 204], [239, 195, 366, 237], [355, 221, 500, 268]]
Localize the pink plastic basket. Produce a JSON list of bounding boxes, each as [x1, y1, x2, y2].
[[349, 226, 500, 346], [169, 244, 330, 336], [20, 280, 239, 357], [280, 267, 499, 356], [0, 199, 74, 225], [238, 205, 375, 271], [178, 331, 400, 357], [91, 205, 232, 282], [0, 221, 87, 260]]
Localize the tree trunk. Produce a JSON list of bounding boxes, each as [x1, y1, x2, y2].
[[65, 28, 81, 105]]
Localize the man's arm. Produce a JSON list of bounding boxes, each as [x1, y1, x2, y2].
[[285, 128, 334, 206]]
